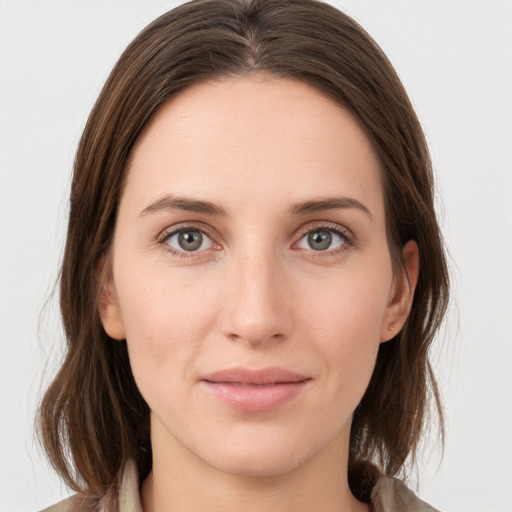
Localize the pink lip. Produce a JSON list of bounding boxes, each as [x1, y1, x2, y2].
[[201, 367, 311, 412]]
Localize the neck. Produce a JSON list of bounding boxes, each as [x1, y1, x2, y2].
[[141, 422, 369, 512]]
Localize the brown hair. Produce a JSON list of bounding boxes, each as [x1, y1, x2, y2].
[[38, 0, 449, 502]]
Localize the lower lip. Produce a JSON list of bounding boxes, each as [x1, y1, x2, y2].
[[202, 381, 310, 412]]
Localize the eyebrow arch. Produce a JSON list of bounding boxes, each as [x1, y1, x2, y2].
[[139, 195, 227, 217], [289, 196, 373, 219]]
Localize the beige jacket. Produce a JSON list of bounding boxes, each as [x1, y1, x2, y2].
[[42, 460, 440, 512]]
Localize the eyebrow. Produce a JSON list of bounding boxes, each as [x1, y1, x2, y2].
[[139, 194, 372, 219], [139, 195, 228, 217], [289, 196, 373, 219]]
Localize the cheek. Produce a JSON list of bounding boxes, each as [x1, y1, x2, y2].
[[302, 263, 391, 337], [114, 266, 222, 391], [297, 261, 392, 382]]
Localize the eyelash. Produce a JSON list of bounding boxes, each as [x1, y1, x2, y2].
[[156, 222, 354, 258]]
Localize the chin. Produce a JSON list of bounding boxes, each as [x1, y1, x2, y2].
[[196, 427, 321, 478], [206, 446, 306, 478]]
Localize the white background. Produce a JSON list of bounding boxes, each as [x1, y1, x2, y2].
[[1, 1, 511, 511]]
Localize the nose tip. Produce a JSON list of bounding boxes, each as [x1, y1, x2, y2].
[[219, 254, 291, 346], [224, 316, 285, 345]]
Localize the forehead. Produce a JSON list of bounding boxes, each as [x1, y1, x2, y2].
[[124, 75, 384, 221]]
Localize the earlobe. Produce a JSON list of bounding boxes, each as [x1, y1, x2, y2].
[[98, 278, 126, 340], [380, 240, 419, 343]]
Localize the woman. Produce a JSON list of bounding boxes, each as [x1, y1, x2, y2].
[[39, 0, 449, 510]]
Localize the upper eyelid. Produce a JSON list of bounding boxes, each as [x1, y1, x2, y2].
[[157, 222, 216, 243], [295, 221, 354, 240]]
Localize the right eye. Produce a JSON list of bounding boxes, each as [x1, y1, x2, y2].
[[162, 228, 214, 254]]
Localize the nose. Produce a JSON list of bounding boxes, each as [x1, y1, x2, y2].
[[219, 248, 292, 346]]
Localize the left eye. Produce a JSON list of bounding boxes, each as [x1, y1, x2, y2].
[[164, 229, 213, 252], [297, 229, 347, 251]]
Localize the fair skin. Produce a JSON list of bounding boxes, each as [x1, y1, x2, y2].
[[100, 75, 418, 512]]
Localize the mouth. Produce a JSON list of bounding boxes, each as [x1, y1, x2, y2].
[[201, 366, 311, 412]]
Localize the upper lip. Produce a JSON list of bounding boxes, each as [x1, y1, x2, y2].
[[202, 366, 310, 385]]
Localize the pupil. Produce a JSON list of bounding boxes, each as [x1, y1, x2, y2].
[[178, 230, 202, 251], [308, 230, 332, 251]]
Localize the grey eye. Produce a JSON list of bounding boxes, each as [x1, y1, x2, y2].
[[166, 229, 212, 252], [307, 230, 332, 251], [297, 229, 346, 251]]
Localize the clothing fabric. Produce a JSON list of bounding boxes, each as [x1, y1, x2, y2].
[[41, 459, 440, 512]]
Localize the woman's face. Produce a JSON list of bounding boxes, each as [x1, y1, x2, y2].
[[100, 76, 414, 478]]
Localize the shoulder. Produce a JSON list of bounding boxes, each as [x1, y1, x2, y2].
[[39, 459, 140, 512], [39, 495, 98, 512], [371, 476, 441, 512]]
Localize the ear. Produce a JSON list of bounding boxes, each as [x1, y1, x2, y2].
[[380, 240, 419, 343], [98, 271, 126, 341]]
